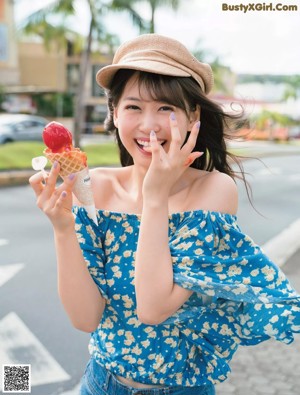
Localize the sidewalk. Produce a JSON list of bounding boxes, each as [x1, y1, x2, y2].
[[0, 169, 35, 187]]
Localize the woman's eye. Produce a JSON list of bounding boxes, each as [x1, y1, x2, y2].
[[159, 106, 174, 112], [125, 105, 140, 110]]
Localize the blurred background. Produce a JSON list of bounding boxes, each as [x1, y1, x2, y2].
[[1, 1, 300, 395], [1, 0, 300, 148]]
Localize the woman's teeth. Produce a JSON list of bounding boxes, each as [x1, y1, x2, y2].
[[136, 139, 165, 147], [136, 139, 151, 147]]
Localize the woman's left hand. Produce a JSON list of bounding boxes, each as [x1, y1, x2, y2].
[[142, 114, 202, 201]]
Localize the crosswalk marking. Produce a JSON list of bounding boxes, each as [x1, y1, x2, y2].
[[0, 312, 70, 386], [0, 263, 25, 287]]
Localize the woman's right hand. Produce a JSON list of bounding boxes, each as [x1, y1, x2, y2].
[[29, 162, 77, 232]]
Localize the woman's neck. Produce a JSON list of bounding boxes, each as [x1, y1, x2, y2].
[[126, 164, 147, 202], [126, 164, 194, 202]]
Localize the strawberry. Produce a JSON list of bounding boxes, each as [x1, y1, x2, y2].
[[43, 121, 73, 153]]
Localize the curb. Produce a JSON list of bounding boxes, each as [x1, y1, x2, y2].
[[0, 169, 35, 187]]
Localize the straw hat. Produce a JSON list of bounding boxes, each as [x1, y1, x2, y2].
[[96, 34, 214, 94]]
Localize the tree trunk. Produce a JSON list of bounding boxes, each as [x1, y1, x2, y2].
[[73, 17, 94, 148], [150, 6, 155, 33]]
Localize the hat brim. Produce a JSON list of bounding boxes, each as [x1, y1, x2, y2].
[[96, 60, 192, 90]]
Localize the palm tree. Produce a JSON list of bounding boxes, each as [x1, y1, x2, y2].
[[282, 76, 300, 102], [19, 0, 144, 147], [148, 0, 180, 32], [193, 43, 231, 94], [111, 0, 180, 33], [19, 0, 183, 146]]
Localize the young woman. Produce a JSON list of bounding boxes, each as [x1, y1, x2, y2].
[[30, 34, 300, 395]]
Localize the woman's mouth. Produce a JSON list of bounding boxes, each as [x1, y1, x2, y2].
[[135, 138, 166, 152]]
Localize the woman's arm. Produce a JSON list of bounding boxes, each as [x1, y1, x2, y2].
[[135, 200, 192, 325], [135, 115, 238, 325], [29, 164, 105, 332], [135, 117, 201, 325], [54, 228, 105, 332]]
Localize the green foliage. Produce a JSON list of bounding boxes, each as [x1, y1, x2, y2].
[[0, 142, 45, 170], [32, 93, 74, 117], [0, 141, 119, 170], [237, 74, 300, 85], [252, 110, 294, 129], [0, 85, 5, 113], [193, 42, 231, 93]]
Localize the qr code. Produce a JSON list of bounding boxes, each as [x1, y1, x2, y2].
[[2, 365, 31, 393]]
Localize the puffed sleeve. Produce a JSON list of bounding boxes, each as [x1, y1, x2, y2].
[[73, 206, 108, 299], [167, 211, 300, 346]]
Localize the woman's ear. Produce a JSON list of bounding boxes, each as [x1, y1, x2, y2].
[[113, 108, 118, 128], [189, 105, 201, 128]]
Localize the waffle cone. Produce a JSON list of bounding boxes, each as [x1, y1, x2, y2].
[[43, 148, 98, 225], [44, 148, 87, 177]]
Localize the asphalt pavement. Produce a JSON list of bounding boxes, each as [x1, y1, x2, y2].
[[217, 249, 300, 395], [1, 139, 299, 395], [58, 251, 300, 395]]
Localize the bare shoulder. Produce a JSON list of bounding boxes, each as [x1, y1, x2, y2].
[[89, 166, 122, 184], [73, 166, 128, 208], [190, 170, 238, 215]]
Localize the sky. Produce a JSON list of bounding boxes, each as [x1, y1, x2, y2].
[[14, 0, 300, 75]]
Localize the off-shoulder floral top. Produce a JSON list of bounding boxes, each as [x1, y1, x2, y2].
[[73, 206, 300, 387]]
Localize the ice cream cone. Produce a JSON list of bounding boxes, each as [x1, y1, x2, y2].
[[44, 148, 87, 177], [43, 148, 98, 225]]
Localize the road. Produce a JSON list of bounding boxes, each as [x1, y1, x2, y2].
[[0, 187, 90, 394], [0, 154, 299, 394]]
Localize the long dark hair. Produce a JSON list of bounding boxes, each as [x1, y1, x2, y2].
[[104, 69, 250, 193]]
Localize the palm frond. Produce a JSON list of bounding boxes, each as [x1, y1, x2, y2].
[[110, 0, 147, 32], [17, 0, 76, 31]]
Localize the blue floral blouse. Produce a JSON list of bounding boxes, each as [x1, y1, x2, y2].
[[73, 206, 300, 386]]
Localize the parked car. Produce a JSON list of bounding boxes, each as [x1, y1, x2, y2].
[[0, 114, 49, 144]]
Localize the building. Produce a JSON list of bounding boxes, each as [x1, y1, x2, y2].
[[0, 0, 19, 84], [0, 0, 111, 131]]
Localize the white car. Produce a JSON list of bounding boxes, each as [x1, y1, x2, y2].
[[0, 114, 49, 144]]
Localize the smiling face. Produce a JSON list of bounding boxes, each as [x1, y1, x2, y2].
[[113, 73, 199, 167]]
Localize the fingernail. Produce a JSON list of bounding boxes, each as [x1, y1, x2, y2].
[[68, 173, 75, 181], [170, 112, 176, 121], [53, 161, 58, 169], [150, 130, 156, 138], [195, 121, 201, 129], [61, 191, 67, 198]]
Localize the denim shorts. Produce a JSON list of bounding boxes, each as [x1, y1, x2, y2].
[[80, 358, 216, 395]]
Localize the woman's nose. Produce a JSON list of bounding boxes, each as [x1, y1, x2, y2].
[[139, 113, 160, 134]]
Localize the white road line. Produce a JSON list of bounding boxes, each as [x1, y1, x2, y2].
[[262, 218, 300, 267], [288, 173, 300, 181], [0, 312, 70, 386], [0, 263, 24, 287]]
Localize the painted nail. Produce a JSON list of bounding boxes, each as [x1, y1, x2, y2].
[[195, 121, 201, 129], [61, 191, 67, 198], [150, 130, 156, 138], [53, 161, 58, 169], [170, 112, 176, 121], [68, 173, 75, 181]]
